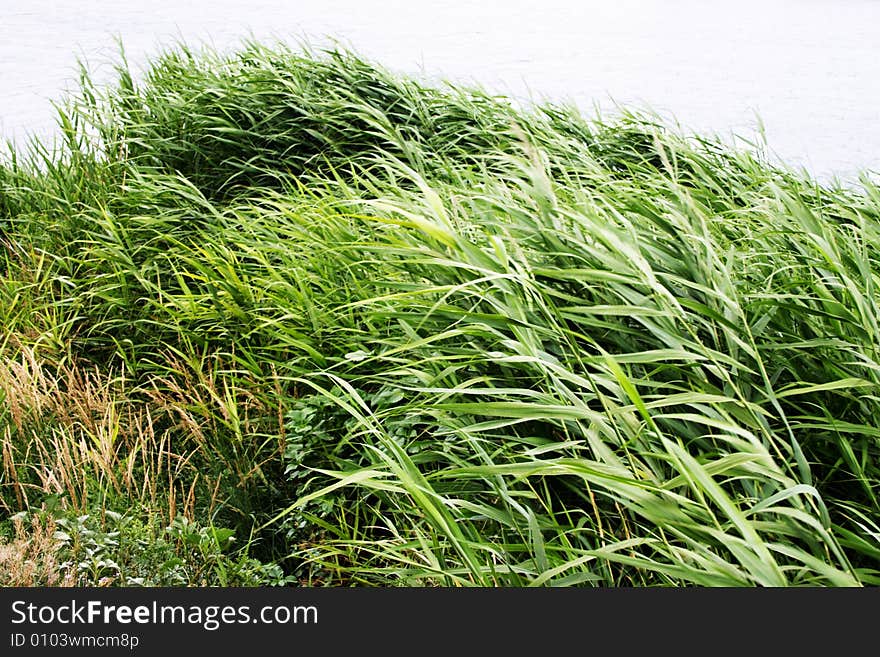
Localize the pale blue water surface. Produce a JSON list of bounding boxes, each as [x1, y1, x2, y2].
[[1, 0, 878, 181]]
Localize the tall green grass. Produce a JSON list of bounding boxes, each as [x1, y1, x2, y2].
[[2, 40, 879, 586]]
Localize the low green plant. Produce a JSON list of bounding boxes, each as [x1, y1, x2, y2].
[[10, 504, 289, 586]]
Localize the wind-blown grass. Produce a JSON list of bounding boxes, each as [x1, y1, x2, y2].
[[1, 40, 879, 586]]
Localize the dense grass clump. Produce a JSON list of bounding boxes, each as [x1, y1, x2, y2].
[[2, 41, 879, 586]]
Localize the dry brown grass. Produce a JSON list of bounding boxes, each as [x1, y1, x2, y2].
[[0, 513, 75, 586], [0, 343, 278, 525], [0, 345, 200, 519]]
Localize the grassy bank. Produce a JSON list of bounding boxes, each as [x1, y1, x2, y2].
[[2, 41, 879, 586]]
